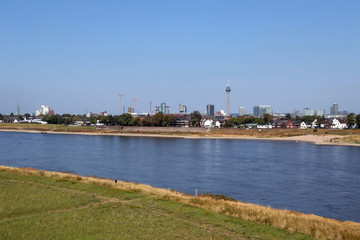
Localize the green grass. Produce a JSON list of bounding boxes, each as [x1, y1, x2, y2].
[[0, 170, 314, 240]]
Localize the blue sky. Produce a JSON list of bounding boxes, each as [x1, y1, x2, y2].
[[1, 1, 359, 115]]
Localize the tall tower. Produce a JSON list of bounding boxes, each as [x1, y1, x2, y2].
[[225, 80, 231, 117]]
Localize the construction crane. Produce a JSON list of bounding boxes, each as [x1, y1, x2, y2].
[[133, 98, 138, 113], [119, 94, 125, 115]]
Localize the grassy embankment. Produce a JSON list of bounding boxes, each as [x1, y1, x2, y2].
[[1, 166, 359, 240]]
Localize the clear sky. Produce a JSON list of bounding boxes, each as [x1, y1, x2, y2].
[[1, 0, 359, 115]]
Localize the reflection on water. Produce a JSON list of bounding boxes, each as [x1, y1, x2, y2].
[[1, 131, 360, 222]]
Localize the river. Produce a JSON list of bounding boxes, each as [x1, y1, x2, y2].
[[1, 131, 359, 222]]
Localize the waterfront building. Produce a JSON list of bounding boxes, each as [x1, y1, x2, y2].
[[253, 105, 272, 117], [206, 104, 215, 116], [239, 106, 246, 116]]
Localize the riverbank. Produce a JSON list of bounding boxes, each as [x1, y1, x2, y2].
[[1, 166, 359, 240], [1, 124, 360, 147]]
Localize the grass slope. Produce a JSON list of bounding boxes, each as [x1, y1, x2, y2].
[[0, 169, 314, 240]]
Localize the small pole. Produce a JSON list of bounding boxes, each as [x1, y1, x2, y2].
[[195, 188, 198, 198]]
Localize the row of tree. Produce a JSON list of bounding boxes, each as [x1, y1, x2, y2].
[[223, 114, 274, 128]]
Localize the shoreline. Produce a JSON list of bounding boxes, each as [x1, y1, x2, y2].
[[1, 128, 359, 147]]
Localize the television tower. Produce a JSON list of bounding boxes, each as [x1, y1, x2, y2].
[[225, 80, 231, 117]]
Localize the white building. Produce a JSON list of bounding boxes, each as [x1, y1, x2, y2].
[[203, 119, 213, 128], [35, 105, 51, 116], [299, 122, 308, 129], [303, 108, 315, 116], [257, 124, 272, 129], [239, 107, 247, 116], [315, 109, 325, 116], [331, 119, 347, 129]]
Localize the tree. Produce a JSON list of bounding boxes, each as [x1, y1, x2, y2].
[[163, 114, 175, 126], [257, 117, 265, 125], [263, 114, 273, 124], [0, 114, 4, 120], [129, 117, 141, 126], [142, 114, 153, 126], [347, 113, 356, 128], [285, 113, 292, 120], [152, 112, 164, 126], [223, 119, 234, 128], [190, 111, 202, 127], [356, 114, 360, 128], [118, 114, 132, 126]]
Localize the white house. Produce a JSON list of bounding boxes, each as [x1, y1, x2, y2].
[[312, 119, 318, 129], [203, 119, 213, 128], [299, 122, 308, 129], [331, 119, 347, 129], [215, 121, 221, 128]]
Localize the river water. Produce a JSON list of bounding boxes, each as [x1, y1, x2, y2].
[[1, 131, 359, 222]]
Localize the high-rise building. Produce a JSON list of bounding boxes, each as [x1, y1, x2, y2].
[[179, 104, 187, 114], [161, 102, 166, 114], [253, 105, 272, 117], [303, 108, 315, 116], [330, 103, 339, 115], [315, 109, 325, 116], [239, 107, 246, 116], [206, 104, 215, 116], [225, 80, 231, 116]]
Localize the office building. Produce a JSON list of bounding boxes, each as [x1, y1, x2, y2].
[[253, 105, 272, 117], [239, 107, 246, 116], [161, 102, 166, 114], [303, 108, 315, 116], [206, 104, 215, 116], [179, 104, 187, 114], [315, 109, 325, 116], [330, 103, 338, 115]]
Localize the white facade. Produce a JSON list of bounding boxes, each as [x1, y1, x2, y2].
[[331, 119, 347, 129], [239, 107, 247, 116], [312, 119, 318, 129], [316, 109, 325, 116], [35, 105, 50, 116], [257, 124, 272, 129], [203, 119, 213, 128], [215, 121, 221, 128], [300, 122, 308, 129], [303, 108, 315, 116]]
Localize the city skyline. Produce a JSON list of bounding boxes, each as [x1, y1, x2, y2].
[[1, 1, 359, 114]]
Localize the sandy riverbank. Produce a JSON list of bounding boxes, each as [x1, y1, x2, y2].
[[1, 128, 359, 147]]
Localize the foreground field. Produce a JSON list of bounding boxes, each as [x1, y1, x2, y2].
[[1, 167, 359, 240], [0, 168, 312, 240]]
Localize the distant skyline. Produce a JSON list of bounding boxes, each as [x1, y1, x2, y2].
[[1, 1, 359, 115]]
